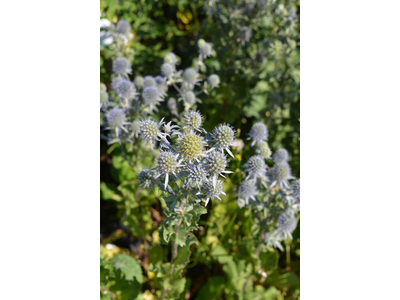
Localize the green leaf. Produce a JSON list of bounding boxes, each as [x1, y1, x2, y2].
[[259, 250, 279, 273], [197, 277, 226, 300], [112, 254, 143, 283]]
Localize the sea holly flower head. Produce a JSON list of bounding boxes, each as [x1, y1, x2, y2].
[[164, 52, 178, 65], [244, 155, 267, 180], [269, 161, 294, 188], [143, 76, 156, 87], [116, 20, 130, 35], [134, 76, 144, 88], [291, 179, 300, 201], [183, 110, 203, 132], [199, 42, 212, 58], [257, 141, 272, 159], [106, 108, 128, 137], [157, 151, 182, 188], [138, 169, 158, 193], [208, 74, 220, 88], [273, 148, 289, 164], [116, 79, 135, 99], [187, 165, 208, 189], [167, 98, 178, 115], [131, 121, 141, 139], [154, 76, 168, 95], [202, 179, 225, 206], [204, 150, 232, 179], [143, 86, 164, 111], [100, 91, 108, 107], [113, 57, 131, 76], [277, 212, 297, 240], [139, 118, 166, 146], [182, 91, 196, 105], [178, 132, 206, 161], [183, 68, 199, 86], [112, 77, 124, 91], [248, 122, 268, 146], [161, 63, 175, 77], [238, 180, 258, 205], [100, 83, 107, 92], [210, 124, 236, 157]]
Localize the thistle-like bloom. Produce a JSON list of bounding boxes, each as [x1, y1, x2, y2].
[[183, 68, 199, 86], [143, 76, 156, 87], [131, 120, 141, 138], [291, 179, 300, 200], [116, 79, 135, 99], [208, 74, 220, 88], [238, 180, 258, 205], [154, 76, 168, 95], [210, 124, 236, 157], [277, 212, 297, 240], [134, 76, 144, 88], [100, 91, 108, 107], [204, 150, 232, 178], [138, 169, 157, 193], [113, 57, 131, 76], [203, 179, 225, 206], [273, 148, 289, 164], [142, 86, 163, 111], [183, 110, 203, 132], [117, 20, 130, 35], [163, 121, 179, 136], [167, 98, 178, 115], [139, 118, 166, 146], [257, 141, 272, 159], [157, 151, 182, 188], [264, 231, 284, 251], [164, 52, 178, 65], [199, 42, 212, 57], [100, 83, 107, 92], [161, 63, 175, 77], [248, 122, 268, 146], [269, 162, 294, 188], [112, 77, 123, 91], [178, 132, 205, 161], [182, 91, 196, 104], [187, 165, 207, 188], [244, 155, 267, 179], [107, 108, 127, 137], [239, 26, 252, 44]]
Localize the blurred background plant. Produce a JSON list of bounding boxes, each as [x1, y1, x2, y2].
[[100, 0, 299, 299]]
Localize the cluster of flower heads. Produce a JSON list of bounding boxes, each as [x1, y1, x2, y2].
[[138, 112, 235, 207], [237, 121, 300, 250], [100, 20, 221, 145]]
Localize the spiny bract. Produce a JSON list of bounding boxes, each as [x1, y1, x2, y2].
[[203, 179, 224, 206]]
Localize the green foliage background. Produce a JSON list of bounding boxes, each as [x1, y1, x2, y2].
[[100, 0, 300, 299]]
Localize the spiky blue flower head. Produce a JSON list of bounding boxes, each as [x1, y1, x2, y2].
[[116, 79, 134, 99], [198, 39, 206, 47], [187, 165, 207, 188], [257, 141, 272, 159], [238, 180, 258, 205], [139, 118, 165, 145], [138, 169, 157, 192], [131, 120, 141, 138], [291, 179, 300, 200], [154, 76, 168, 95], [205, 150, 229, 178], [183, 68, 198, 85], [167, 98, 178, 114], [183, 110, 203, 132], [208, 74, 220, 88], [183, 91, 196, 104], [248, 122, 268, 146], [239, 26, 252, 44], [113, 57, 131, 76], [117, 20, 130, 35], [270, 162, 294, 188], [179, 132, 205, 161], [164, 52, 178, 65], [100, 91, 108, 106], [157, 151, 181, 188], [143, 86, 162, 106], [273, 148, 289, 164], [143, 76, 156, 87], [277, 212, 297, 240], [199, 42, 212, 57], [112, 77, 124, 91], [161, 63, 175, 77], [107, 108, 125, 128], [211, 124, 236, 157], [203, 179, 225, 206], [244, 155, 267, 179], [134, 76, 144, 88], [100, 83, 107, 92]]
